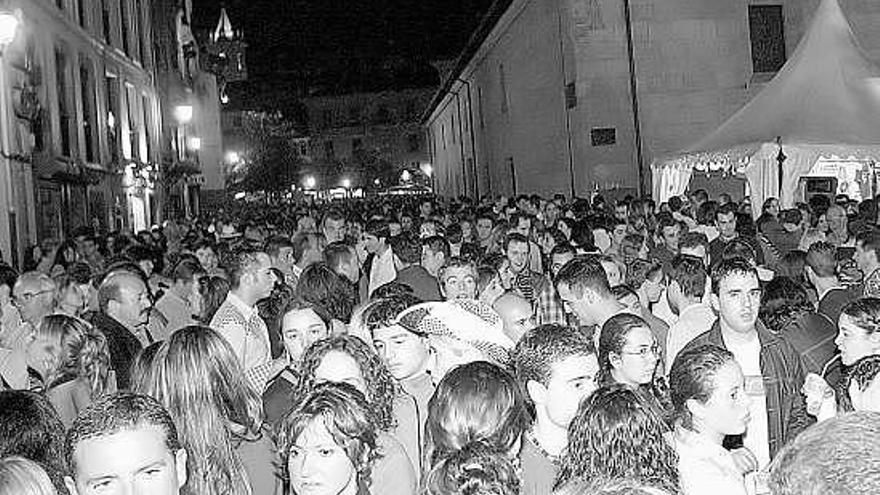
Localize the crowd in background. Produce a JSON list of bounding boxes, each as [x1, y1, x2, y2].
[[0, 189, 879, 495]]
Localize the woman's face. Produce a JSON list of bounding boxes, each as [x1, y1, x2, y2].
[[692, 360, 750, 438], [817, 214, 829, 232], [610, 326, 659, 387], [283, 309, 330, 361], [289, 418, 357, 495], [836, 314, 880, 366], [314, 351, 368, 396]]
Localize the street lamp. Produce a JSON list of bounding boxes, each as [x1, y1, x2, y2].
[[0, 11, 18, 46], [174, 105, 193, 124], [188, 137, 201, 151], [225, 151, 240, 164], [304, 176, 316, 189], [341, 178, 351, 189]]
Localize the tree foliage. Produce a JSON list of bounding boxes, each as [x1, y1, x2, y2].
[[227, 113, 307, 194]]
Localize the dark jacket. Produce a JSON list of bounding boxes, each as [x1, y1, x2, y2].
[[682, 319, 814, 458], [818, 287, 858, 325], [395, 265, 442, 302], [84, 311, 142, 390]]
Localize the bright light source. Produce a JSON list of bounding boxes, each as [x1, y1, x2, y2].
[[374, 178, 381, 186], [401, 170, 412, 182], [341, 178, 351, 189], [234, 191, 246, 200], [188, 137, 201, 150], [220, 93, 230, 104], [0, 12, 19, 46], [226, 151, 240, 164], [304, 176, 316, 189], [421, 163, 433, 177], [107, 111, 116, 129], [174, 105, 193, 123]]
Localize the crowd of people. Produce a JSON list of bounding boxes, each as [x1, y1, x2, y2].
[[0, 189, 879, 495]]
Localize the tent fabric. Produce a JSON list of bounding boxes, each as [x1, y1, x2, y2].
[[653, 0, 880, 208]]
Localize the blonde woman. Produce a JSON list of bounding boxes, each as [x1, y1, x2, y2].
[[0, 456, 57, 495], [25, 314, 114, 426]]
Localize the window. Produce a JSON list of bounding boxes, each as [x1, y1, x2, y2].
[[77, 0, 87, 28], [105, 74, 120, 163], [748, 5, 786, 73], [135, 0, 147, 64], [124, 84, 138, 161], [101, 0, 111, 44], [119, 0, 130, 56], [142, 94, 152, 162], [323, 140, 334, 160], [80, 60, 98, 163], [591, 128, 616, 146], [565, 82, 577, 109], [56, 0, 64, 9], [55, 49, 73, 157], [499, 64, 509, 114]]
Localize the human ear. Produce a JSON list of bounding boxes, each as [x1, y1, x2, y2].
[[526, 380, 548, 406], [64, 476, 80, 495], [175, 448, 188, 488], [710, 293, 720, 313]]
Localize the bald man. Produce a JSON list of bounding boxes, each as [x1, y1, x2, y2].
[[493, 292, 536, 343], [86, 272, 151, 389]]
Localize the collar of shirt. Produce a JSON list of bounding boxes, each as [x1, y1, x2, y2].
[[227, 292, 257, 321], [817, 284, 845, 303], [674, 426, 731, 462], [678, 302, 713, 319]]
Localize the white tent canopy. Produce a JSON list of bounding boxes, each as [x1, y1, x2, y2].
[[653, 0, 880, 211]]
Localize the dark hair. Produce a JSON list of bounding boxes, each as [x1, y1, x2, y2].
[[556, 385, 679, 491], [425, 361, 528, 469], [0, 391, 66, 492], [197, 275, 230, 324], [777, 250, 808, 285], [668, 345, 736, 429], [423, 235, 451, 259], [324, 241, 355, 271], [806, 241, 837, 278], [597, 313, 651, 386], [263, 235, 294, 259], [856, 229, 880, 261], [296, 263, 356, 323], [696, 200, 717, 226], [425, 441, 520, 495], [759, 277, 814, 334], [66, 393, 180, 470], [768, 412, 880, 495], [512, 324, 595, 391], [668, 255, 706, 299], [503, 232, 529, 252], [555, 255, 612, 299], [0, 263, 18, 290], [711, 257, 758, 296], [365, 294, 422, 334], [291, 232, 318, 264], [365, 219, 390, 240], [275, 382, 378, 495], [840, 298, 880, 336], [296, 335, 400, 431], [390, 234, 421, 264], [221, 247, 263, 290], [168, 257, 205, 284], [845, 354, 880, 399], [715, 202, 739, 222], [680, 232, 709, 253]]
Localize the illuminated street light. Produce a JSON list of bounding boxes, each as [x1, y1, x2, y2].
[[0, 11, 19, 46], [374, 178, 381, 186], [401, 170, 411, 182], [174, 105, 193, 123], [421, 163, 433, 177], [226, 151, 240, 164], [304, 176, 316, 189], [341, 178, 351, 189], [188, 137, 201, 150]]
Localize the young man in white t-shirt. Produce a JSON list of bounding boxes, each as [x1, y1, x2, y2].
[[681, 257, 813, 468]]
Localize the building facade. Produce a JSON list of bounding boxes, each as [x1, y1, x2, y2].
[[0, 0, 162, 266], [424, 0, 880, 199]]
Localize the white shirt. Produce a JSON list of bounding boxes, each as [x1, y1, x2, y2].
[[727, 334, 771, 468], [665, 303, 717, 375], [675, 426, 747, 495], [369, 247, 397, 297]]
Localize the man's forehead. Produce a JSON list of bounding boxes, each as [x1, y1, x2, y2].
[[719, 272, 759, 291], [372, 324, 414, 339]]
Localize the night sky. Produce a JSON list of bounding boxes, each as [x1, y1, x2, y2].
[[192, 0, 495, 95]]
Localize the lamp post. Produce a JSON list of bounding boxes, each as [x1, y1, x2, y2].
[[0, 9, 19, 267]]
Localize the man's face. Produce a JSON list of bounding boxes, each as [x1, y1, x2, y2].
[[441, 266, 477, 300], [372, 325, 430, 381], [421, 246, 445, 277], [855, 241, 878, 274], [400, 216, 413, 232], [557, 283, 594, 325], [282, 308, 329, 361], [506, 241, 529, 274], [420, 201, 433, 217], [83, 240, 98, 256], [711, 272, 760, 334], [614, 205, 628, 221], [514, 218, 531, 238], [322, 218, 346, 244], [494, 296, 535, 342], [195, 247, 218, 271], [476, 219, 493, 241], [612, 224, 628, 246], [362, 234, 381, 254], [551, 252, 575, 278], [535, 354, 599, 430], [13, 281, 55, 325], [716, 212, 737, 239], [109, 277, 152, 330], [65, 425, 187, 495], [272, 247, 296, 275], [388, 222, 402, 238], [249, 253, 277, 300], [662, 224, 681, 252], [827, 206, 847, 233]]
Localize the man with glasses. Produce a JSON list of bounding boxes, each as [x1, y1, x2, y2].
[[12, 272, 57, 343], [682, 257, 812, 469]]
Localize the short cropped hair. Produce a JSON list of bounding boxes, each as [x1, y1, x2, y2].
[[556, 255, 612, 299], [512, 324, 595, 390], [168, 258, 205, 284], [0, 263, 18, 290], [221, 247, 263, 290], [324, 241, 355, 271], [680, 232, 709, 252], [389, 234, 421, 264], [263, 235, 294, 259], [769, 411, 880, 495], [422, 236, 451, 259], [503, 232, 529, 252], [806, 241, 837, 278], [364, 294, 422, 335], [365, 219, 390, 240], [715, 202, 739, 221], [710, 257, 758, 296], [668, 255, 707, 299], [439, 257, 477, 283], [65, 392, 181, 471]]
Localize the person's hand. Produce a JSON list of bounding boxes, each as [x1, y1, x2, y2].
[[802, 373, 834, 417], [730, 447, 759, 475]]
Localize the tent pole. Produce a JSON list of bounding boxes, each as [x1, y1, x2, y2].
[[623, 0, 645, 197]]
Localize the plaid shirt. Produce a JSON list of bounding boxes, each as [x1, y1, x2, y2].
[[210, 293, 272, 389], [513, 271, 566, 326]]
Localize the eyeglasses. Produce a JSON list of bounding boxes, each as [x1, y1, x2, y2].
[[13, 289, 53, 305], [620, 344, 661, 358]]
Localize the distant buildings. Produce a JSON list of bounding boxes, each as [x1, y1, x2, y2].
[[423, 0, 880, 199]]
